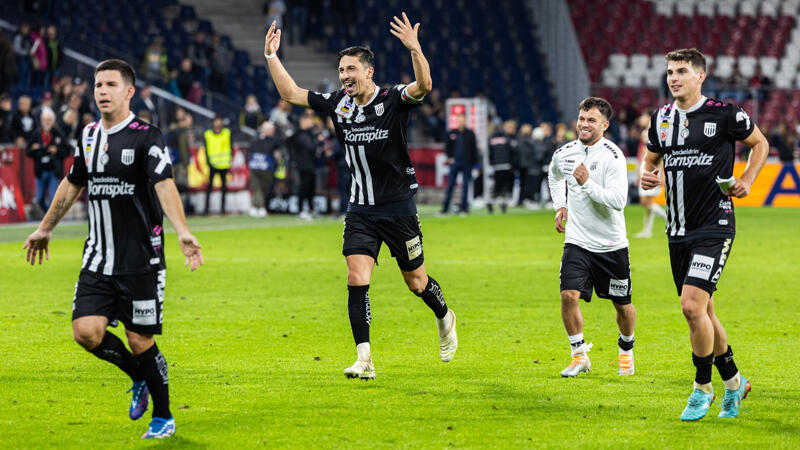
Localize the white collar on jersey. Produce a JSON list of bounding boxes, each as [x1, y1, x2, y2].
[[101, 112, 136, 134], [673, 95, 707, 114], [580, 137, 607, 152], [351, 84, 380, 108]]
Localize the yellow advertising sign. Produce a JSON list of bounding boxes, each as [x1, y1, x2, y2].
[[651, 162, 800, 207]]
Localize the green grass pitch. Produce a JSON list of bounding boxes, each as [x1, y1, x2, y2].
[[1, 206, 798, 448]]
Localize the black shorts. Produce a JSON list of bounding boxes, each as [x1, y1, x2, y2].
[[668, 237, 733, 296], [342, 212, 424, 271], [72, 269, 166, 335], [560, 243, 632, 305], [494, 170, 514, 197]]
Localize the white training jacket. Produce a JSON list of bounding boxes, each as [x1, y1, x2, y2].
[[548, 137, 629, 252]]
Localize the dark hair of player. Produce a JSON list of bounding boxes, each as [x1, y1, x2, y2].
[[665, 48, 707, 72], [95, 59, 136, 86], [337, 46, 374, 68], [579, 97, 613, 121]]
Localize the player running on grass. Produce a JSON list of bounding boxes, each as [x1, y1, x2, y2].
[[641, 48, 768, 421], [548, 97, 636, 378], [23, 59, 203, 438], [263, 13, 457, 379]]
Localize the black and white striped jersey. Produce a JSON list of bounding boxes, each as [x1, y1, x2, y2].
[[308, 84, 421, 209], [646, 96, 754, 242], [67, 112, 173, 275]]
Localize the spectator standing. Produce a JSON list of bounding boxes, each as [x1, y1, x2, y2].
[[187, 32, 210, 84], [487, 120, 518, 213], [29, 25, 48, 87], [204, 116, 232, 215], [11, 95, 36, 148], [288, 114, 317, 219], [44, 25, 63, 87], [26, 107, 70, 212], [516, 123, 536, 206], [441, 112, 478, 214], [176, 58, 195, 99], [0, 33, 17, 93], [13, 23, 32, 87], [248, 121, 281, 217], [268, 99, 293, 130], [0, 93, 14, 143], [133, 85, 159, 128], [239, 94, 263, 130], [140, 38, 168, 85], [208, 34, 232, 95]]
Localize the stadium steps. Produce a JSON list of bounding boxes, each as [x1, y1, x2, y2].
[[182, 0, 337, 92]]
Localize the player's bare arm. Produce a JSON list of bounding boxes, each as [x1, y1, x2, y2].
[[154, 178, 204, 271], [22, 178, 84, 265], [728, 126, 769, 198], [264, 21, 310, 108], [390, 12, 432, 99], [640, 150, 664, 190]]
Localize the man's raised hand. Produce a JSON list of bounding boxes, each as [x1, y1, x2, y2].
[[264, 20, 282, 58], [390, 12, 421, 52]]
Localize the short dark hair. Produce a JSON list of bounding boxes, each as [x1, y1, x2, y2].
[[579, 97, 613, 121], [95, 59, 136, 86], [665, 48, 706, 72], [337, 46, 374, 68]]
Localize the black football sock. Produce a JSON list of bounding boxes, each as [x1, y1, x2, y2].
[[692, 352, 714, 385], [618, 334, 635, 351], [417, 276, 448, 319], [714, 345, 739, 382], [347, 285, 371, 345], [90, 331, 144, 382], [135, 342, 171, 419]]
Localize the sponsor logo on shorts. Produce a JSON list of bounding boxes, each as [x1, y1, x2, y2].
[[406, 235, 422, 260], [688, 254, 715, 280], [132, 299, 157, 325], [608, 278, 629, 297]]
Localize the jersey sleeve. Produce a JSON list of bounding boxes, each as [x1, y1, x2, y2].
[[390, 84, 424, 111], [145, 128, 173, 183], [66, 127, 90, 186], [66, 143, 88, 186], [581, 150, 628, 211], [645, 110, 662, 153], [547, 152, 567, 210], [307, 90, 339, 114], [728, 105, 755, 141]]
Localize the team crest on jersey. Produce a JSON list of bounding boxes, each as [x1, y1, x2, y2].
[[590, 161, 598, 171], [703, 122, 717, 137], [355, 112, 366, 123], [100, 153, 110, 165], [121, 149, 135, 165], [680, 128, 690, 139], [375, 103, 384, 116]]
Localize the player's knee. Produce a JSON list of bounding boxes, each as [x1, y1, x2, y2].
[[127, 334, 154, 354], [407, 278, 426, 295], [680, 299, 703, 321], [561, 291, 580, 303], [347, 271, 369, 286], [73, 326, 103, 351]]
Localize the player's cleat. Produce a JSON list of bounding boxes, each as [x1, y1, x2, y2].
[[127, 380, 149, 420], [141, 416, 175, 439], [438, 309, 457, 362], [680, 389, 715, 421], [561, 342, 592, 377], [344, 360, 375, 380], [612, 352, 635, 376], [718, 375, 751, 418]]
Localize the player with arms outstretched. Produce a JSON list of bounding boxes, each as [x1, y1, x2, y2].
[[263, 13, 457, 379]]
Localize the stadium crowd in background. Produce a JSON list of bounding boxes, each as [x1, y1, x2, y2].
[[2, 12, 800, 223]]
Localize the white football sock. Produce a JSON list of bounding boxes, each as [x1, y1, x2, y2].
[[723, 372, 741, 391], [356, 342, 371, 361], [436, 310, 453, 337], [693, 381, 713, 394], [652, 203, 667, 219]]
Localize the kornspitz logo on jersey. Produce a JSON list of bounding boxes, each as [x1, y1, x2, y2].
[[88, 177, 135, 198], [344, 126, 389, 143], [664, 148, 713, 168]]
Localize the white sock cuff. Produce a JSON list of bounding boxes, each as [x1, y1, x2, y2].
[[356, 342, 371, 361], [619, 333, 634, 342], [568, 333, 584, 345]]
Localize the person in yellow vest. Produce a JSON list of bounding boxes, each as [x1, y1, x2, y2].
[[204, 115, 232, 215]]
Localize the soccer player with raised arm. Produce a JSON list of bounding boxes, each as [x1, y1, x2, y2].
[[641, 48, 768, 421], [263, 13, 456, 379], [548, 97, 636, 378], [23, 59, 203, 439]]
